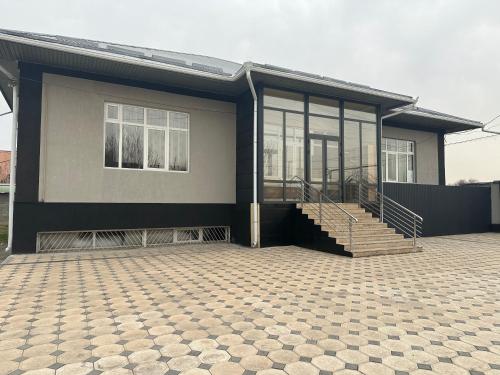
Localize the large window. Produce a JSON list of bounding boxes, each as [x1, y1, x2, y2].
[[263, 89, 304, 201], [382, 138, 415, 183], [104, 103, 189, 172]]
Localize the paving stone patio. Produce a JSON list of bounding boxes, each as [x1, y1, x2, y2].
[[0, 233, 499, 375]]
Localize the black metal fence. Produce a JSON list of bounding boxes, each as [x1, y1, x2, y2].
[[383, 183, 491, 236]]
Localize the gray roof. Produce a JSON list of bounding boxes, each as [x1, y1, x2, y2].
[[0, 29, 483, 132]]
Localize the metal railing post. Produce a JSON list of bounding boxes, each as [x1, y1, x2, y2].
[[319, 194, 322, 224], [349, 218, 353, 251], [413, 215, 416, 250], [380, 194, 384, 223], [301, 182, 304, 207]]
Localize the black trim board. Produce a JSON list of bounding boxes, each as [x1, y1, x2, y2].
[[437, 131, 446, 185], [12, 203, 234, 253]]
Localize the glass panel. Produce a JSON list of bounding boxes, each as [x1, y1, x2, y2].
[[408, 141, 414, 153], [344, 102, 376, 122], [387, 153, 397, 181], [310, 139, 323, 184], [146, 108, 167, 127], [104, 122, 119, 167], [123, 105, 144, 124], [264, 181, 284, 201], [386, 138, 397, 151], [285, 113, 304, 179], [361, 122, 377, 184], [326, 140, 340, 201], [382, 151, 386, 181], [263, 110, 283, 180], [122, 125, 143, 169], [263, 88, 304, 112], [148, 129, 165, 169], [309, 116, 339, 137], [170, 112, 189, 130], [408, 154, 415, 182], [398, 154, 407, 182], [398, 139, 408, 152], [381, 138, 387, 151], [309, 96, 339, 117], [169, 129, 188, 171], [106, 104, 119, 120], [344, 120, 361, 184]]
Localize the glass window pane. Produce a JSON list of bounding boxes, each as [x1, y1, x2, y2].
[[106, 104, 119, 120], [105, 122, 119, 167], [387, 153, 397, 181], [408, 141, 414, 153], [170, 112, 189, 130], [398, 140, 407, 152], [382, 138, 387, 151], [263, 88, 304, 112], [382, 151, 386, 181], [398, 154, 407, 182], [361, 122, 377, 184], [146, 108, 167, 127], [123, 105, 144, 124], [263, 109, 283, 180], [387, 138, 397, 151], [169, 129, 188, 171], [309, 96, 339, 117], [309, 116, 339, 136], [148, 129, 165, 169], [310, 139, 323, 183], [408, 154, 415, 182], [264, 181, 284, 201], [344, 120, 361, 183], [344, 102, 376, 122], [285, 113, 304, 180], [122, 125, 144, 169]]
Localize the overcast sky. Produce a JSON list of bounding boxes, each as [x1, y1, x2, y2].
[[1, 0, 499, 183]]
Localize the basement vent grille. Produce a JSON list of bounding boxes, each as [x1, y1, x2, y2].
[[37, 226, 230, 253]]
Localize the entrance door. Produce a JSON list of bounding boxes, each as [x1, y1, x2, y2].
[[309, 136, 340, 201]]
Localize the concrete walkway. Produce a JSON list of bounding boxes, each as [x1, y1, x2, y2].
[[0, 234, 499, 374]]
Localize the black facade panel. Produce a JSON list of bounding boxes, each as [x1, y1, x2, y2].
[[15, 63, 43, 203], [232, 204, 251, 247], [12, 202, 234, 253], [260, 204, 296, 247], [383, 182, 491, 236], [236, 90, 254, 204]]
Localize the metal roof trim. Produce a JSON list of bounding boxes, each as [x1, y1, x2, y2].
[[0, 31, 416, 104], [404, 108, 483, 128]]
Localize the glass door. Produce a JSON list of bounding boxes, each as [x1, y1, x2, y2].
[[309, 136, 340, 201]]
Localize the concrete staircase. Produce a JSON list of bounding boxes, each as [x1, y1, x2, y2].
[[297, 202, 422, 257]]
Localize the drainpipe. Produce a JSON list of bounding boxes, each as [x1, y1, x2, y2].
[[379, 99, 418, 222], [245, 67, 259, 247], [0, 64, 18, 253]]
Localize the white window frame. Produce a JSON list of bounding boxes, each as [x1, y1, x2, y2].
[[103, 102, 190, 173], [382, 137, 415, 183]]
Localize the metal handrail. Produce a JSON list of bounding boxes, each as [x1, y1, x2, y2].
[[358, 182, 423, 250], [291, 176, 358, 251]]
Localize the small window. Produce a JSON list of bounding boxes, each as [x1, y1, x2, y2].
[[104, 103, 189, 172], [263, 88, 304, 112], [382, 137, 415, 183]]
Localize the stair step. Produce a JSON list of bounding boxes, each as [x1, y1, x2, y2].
[[343, 239, 413, 250], [334, 233, 404, 243], [350, 246, 422, 257]]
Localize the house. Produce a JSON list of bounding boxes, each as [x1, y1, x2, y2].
[[0, 29, 491, 255]]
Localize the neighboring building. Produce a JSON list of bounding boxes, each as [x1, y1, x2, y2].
[[0, 150, 10, 184], [0, 29, 490, 255]]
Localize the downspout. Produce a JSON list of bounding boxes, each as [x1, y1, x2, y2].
[[0, 64, 18, 253], [379, 99, 418, 222], [245, 67, 259, 247]]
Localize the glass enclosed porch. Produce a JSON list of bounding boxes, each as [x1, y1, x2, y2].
[[261, 88, 379, 203]]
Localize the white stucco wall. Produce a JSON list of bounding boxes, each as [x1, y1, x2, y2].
[[382, 125, 439, 185], [39, 73, 236, 203]]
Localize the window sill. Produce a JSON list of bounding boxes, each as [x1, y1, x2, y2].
[[103, 166, 190, 174]]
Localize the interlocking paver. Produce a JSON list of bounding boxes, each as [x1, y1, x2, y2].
[[0, 234, 499, 374]]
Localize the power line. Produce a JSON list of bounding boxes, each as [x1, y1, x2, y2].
[[446, 133, 500, 146]]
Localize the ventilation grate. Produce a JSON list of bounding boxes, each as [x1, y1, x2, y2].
[[37, 226, 230, 253]]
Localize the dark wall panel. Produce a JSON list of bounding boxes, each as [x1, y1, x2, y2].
[[16, 63, 43, 203], [260, 204, 296, 247], [384, 182, 491, 236], [12, 203, 234, 253]]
